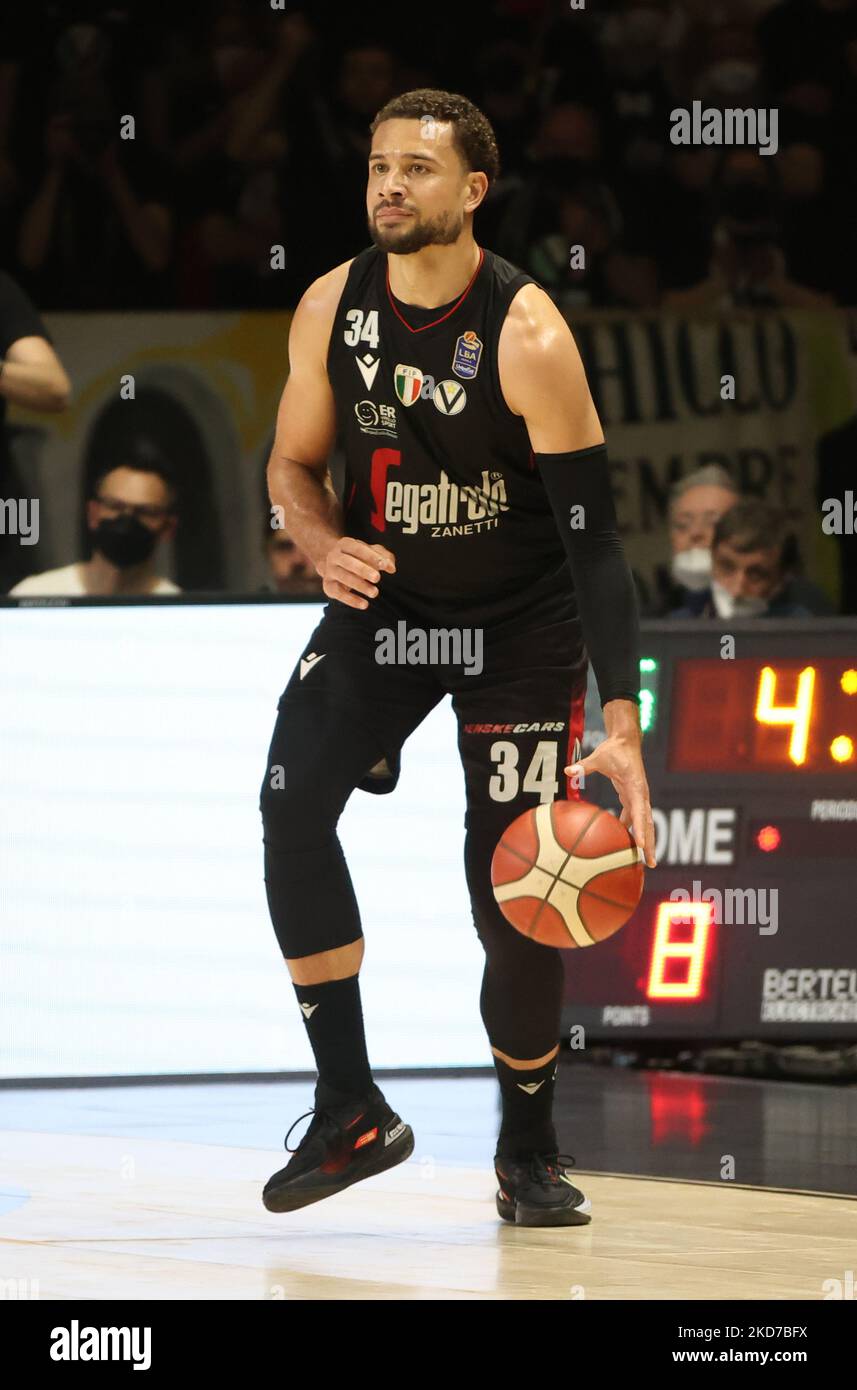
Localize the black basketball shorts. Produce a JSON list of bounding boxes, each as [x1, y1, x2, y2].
[[268, 584, 588, 818]]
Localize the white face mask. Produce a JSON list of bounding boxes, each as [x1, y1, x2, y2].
[[671, 546, 712, 591], [711, 579, 769, 618]]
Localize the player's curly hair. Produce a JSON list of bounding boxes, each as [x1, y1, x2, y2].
[[369, 88, 501, 186]]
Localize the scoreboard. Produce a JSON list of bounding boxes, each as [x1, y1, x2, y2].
[[563, 619, 857, 1042]]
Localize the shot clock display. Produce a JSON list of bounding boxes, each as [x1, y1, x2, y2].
[[670, 659, 857, 772], [563, 620, 857, 1042]]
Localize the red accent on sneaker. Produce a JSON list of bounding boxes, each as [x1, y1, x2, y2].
[[320, 1150, 352, 1175], [353, 1126, 379, 1151]]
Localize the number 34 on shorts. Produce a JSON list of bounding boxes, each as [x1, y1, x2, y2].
[[489, 739, 559, 802]]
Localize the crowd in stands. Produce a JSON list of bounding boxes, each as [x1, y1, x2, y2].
[[1, 0, 856, 312]]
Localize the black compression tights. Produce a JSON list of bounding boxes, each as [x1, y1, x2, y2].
[[260, 697, 565, 1060]]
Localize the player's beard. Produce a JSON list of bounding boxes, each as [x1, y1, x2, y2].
[[368, 206, 464, 254]]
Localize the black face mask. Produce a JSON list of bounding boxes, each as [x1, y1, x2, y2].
[[91, 514, 159, 568]]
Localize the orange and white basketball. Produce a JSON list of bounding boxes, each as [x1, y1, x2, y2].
[[491, 799, 645, 948]]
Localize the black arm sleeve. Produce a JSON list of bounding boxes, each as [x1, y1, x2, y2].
[[535, 442, 640, 708]]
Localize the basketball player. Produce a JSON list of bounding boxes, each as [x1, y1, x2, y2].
[[260, 90, 656, 1228]]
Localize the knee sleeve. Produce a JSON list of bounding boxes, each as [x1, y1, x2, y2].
[[259, 697, 384, 959], [259, 757, 346, 851]]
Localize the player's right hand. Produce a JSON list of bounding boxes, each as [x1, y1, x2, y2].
[[317, 537, 396, 609]]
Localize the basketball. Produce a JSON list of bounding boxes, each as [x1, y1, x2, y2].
[[491, 800, 645, 948]]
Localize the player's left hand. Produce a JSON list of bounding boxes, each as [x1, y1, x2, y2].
[[565, 738, 657, 868]]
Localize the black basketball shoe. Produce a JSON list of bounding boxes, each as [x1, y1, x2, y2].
[[494, 1150, 592, 1226], [262, 1082, 414, 1213]]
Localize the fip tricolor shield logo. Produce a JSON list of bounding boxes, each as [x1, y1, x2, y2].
[[394, 363, 423, 406]]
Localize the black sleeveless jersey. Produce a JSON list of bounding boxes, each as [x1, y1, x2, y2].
[[326, 243, 577, 626]]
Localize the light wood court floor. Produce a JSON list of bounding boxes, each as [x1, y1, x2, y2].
[[2, 1124, 855, 1300]]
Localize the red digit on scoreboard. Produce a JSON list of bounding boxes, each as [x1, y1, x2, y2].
[[646, 901, 714, 1000]]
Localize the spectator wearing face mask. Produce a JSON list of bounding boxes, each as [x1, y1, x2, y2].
[[668, 498, 815, 619], [10, 443, 180, 596], [650, 464, 739, 615]]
